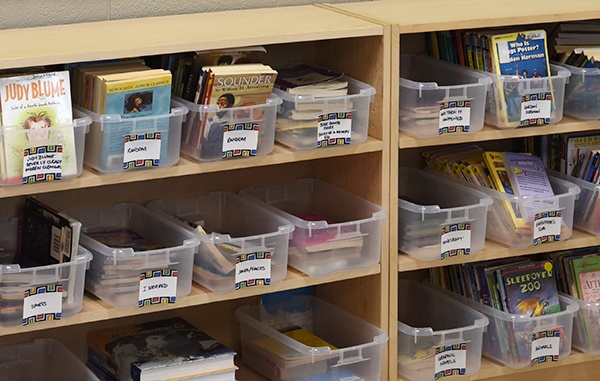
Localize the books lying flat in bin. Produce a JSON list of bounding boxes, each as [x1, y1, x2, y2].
[[87, 317, 236, 381]]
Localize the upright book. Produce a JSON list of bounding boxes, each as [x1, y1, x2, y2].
[[488, 30, 551, 127], [499, 259, 560, 316], [0, 70, 77, 183]]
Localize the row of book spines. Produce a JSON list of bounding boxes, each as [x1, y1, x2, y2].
[[553, 49, 600, 68], [428, 30, 493, 72]]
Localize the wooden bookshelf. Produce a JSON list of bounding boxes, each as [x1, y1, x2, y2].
[[0, 5, 391, 381], [326, 1, 600, 380]]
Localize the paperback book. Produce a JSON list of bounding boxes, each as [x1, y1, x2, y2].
[[0, 70, 77, 184]]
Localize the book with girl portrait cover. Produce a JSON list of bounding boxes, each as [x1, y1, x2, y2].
[[0, 70, 76, 184]]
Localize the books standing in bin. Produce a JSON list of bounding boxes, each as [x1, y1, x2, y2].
[[0, 70, 77, 184], [429, 28, 552, 128], [71, 60, 174, 170], [15, 196, 80, 268], [87, 317, 237, 381], [184, 63, 277, 157]]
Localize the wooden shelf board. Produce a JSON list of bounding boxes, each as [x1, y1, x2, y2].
[[398, 228, 600, 272], [397, 350, 600, 381], [329, 0, 600, 33], [0, 137, 383, 199], [0, 264, 380, 338], [0, 6, 382, 69], [398, 117, 600, 149]]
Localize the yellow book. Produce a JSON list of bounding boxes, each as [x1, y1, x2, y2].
[[482, 152, 530, 233]]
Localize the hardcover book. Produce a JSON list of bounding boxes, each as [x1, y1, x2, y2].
[[571, 254, 600, 302], [499, 259, 560, 316], [87, 317, 236, 381]]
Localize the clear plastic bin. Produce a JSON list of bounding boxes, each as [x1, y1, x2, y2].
[[235, 295, 388, 381], [548, 169, 600, 235], [0, 218, 92, 326], [272, 76, 375, 151], [397, 280, 488, 381], [482, 64, 570, 129], [240, 178, 387, 277], [399, 54, 491, 138], [147, 192, 293, 293], [0, 339, 99, 381], [433, 282, 578, 369], [176, 95, 281, 162], [563, 293, 600, 354], [554, 62, 600, 120], [65, 203, 199, 308], [0, 113, 91, 186], [428, 169, 580, 249], [398, 167, 492, 261], [75, 101, 187, 174]]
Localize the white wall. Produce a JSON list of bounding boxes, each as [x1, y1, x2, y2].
[[0, 0, 364, 29]]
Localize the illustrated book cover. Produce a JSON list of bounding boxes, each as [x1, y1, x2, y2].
[[274, 63, 346, 97], [571, 254, 600, 302], [0, 70, 77, 184], [488, 30, 551, 128], [87, 317, 236, 381], [499, 259, 560, 316]]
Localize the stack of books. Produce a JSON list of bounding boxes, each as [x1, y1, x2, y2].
[[273, 63, 350, 138], [86, 317, 237, 381]]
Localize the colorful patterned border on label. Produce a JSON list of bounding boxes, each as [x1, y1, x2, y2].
[[530, 329, 560, 366], [235, 251, 272, 290], [434, 343, 467, 380], [222, 122, 259, 158], [440, 223, 471, 259], [317, 112, 352, 148], [22, 145, 63, 183], [123, 132, 161, 169], [138, 269, 177, 307], [22, 284, 63, 326], [520, 93, 552, 127], [438, 100, 471, 135], [533, 210, 562, 245]]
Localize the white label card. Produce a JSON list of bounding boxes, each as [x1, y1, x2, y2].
[[521, 98, 551, 122], [235, 252, 272, 290], [438, 102, 471, 135], [434, 343, 468, 378], [138, 270, 177, 307], [222, 128, 259, 153], [22, 145, 63, 183], [531, 329, 560, 366], [440, 224, 472, 259], [22, 285, 63, 325], [317, 114, 352, 147], [123, 136, 161, 164], [533, 211, 562, 245]]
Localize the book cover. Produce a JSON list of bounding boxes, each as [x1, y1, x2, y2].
[[502, 151, 554, 198], [499, 259, 560, 316], [0, 70, 77, 183], [489, 30, 551, 128], [96, 69, 172, 170], [571, 254, 600, 302], [193, 63, 277, 157], [87, 317, 236, 381], [274, 63, 344, 94]]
